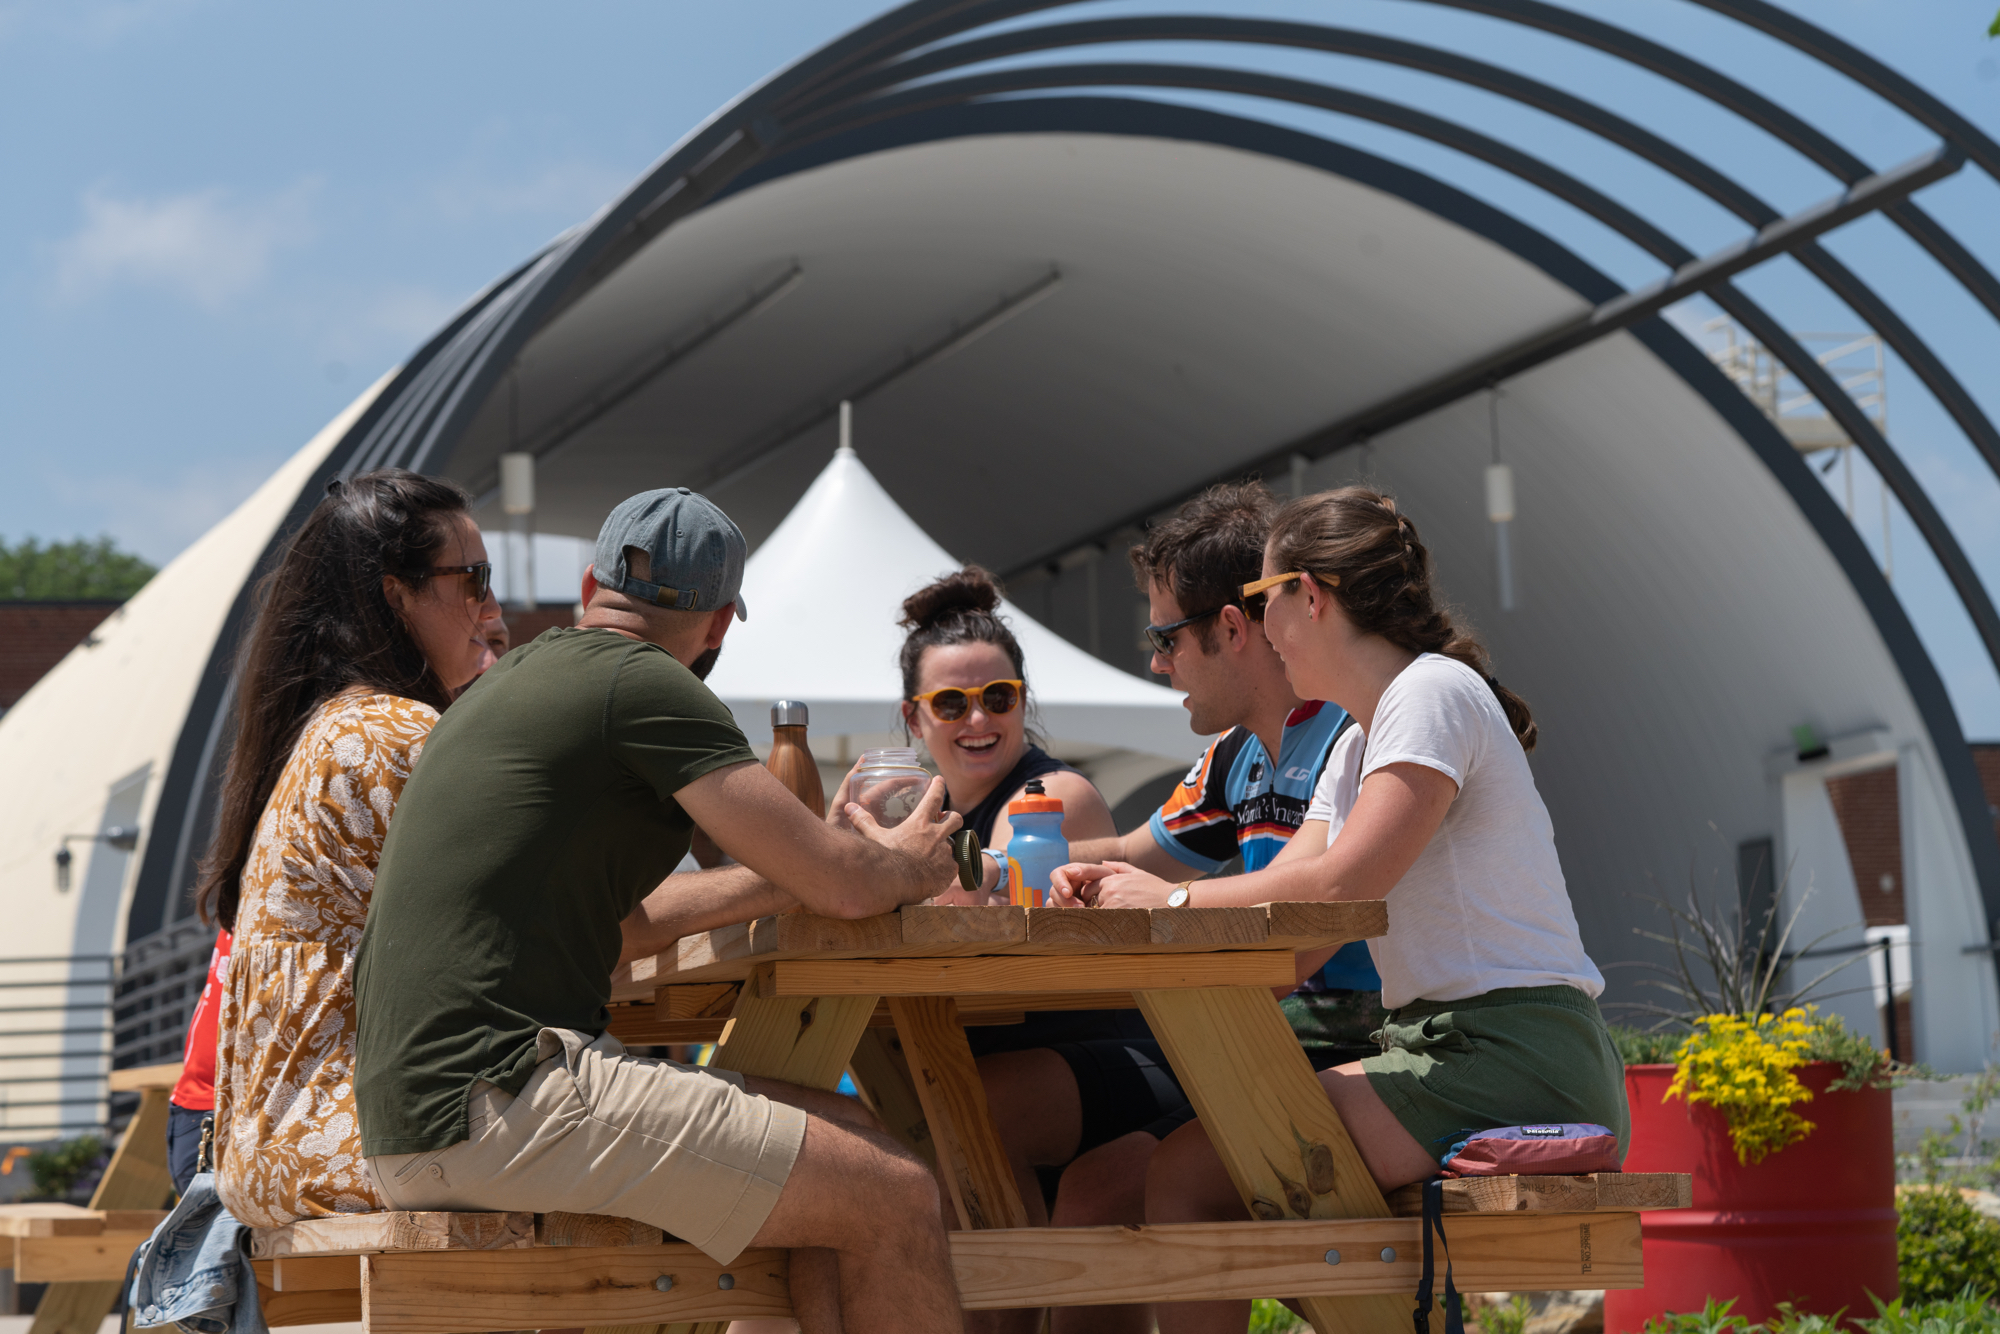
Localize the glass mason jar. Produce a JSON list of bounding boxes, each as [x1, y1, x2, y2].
[[850, 748, 931, 828]]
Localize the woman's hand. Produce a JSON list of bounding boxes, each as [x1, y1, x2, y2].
[[1050, 861, 1177, 908]]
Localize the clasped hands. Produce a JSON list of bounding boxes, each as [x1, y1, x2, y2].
[[1047, 861, 1181, 910]]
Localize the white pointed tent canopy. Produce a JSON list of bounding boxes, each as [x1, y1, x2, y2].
[[704, 445, 1194, 760]]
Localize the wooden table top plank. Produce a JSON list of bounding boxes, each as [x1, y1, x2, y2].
[[612, 901, 1388, 996], [762, 951, 1297, 997]]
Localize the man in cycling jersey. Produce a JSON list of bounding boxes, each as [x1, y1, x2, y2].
[[965, 482, 1383, 1334]]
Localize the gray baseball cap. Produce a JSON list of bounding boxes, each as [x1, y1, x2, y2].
[[593, 487, 749, 620]]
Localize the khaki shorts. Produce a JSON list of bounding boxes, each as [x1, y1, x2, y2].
[[366, 1028, 807, 1263]]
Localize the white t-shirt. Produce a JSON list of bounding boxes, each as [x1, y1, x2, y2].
[[1304, 653, 1603, 1010]]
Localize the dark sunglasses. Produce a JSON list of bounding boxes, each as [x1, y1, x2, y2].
[[1144, 605, 1229, 655], [428, 561, 494, 603], [910, 678, 1024, 722]]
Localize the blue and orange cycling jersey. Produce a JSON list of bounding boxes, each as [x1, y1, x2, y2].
[[1149, 701, 1380, 991]]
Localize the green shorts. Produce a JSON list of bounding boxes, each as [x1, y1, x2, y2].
[[1361, 985, 1630, 1167]]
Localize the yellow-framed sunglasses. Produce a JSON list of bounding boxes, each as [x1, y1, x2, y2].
[[1239, 570, 1337, 610], [909, 678, 1025, 722]]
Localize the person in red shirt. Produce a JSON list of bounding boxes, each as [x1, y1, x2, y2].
[[166, 930, 231, 1193]]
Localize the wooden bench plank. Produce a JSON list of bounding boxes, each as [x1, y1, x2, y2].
[[262, 1283, 364, 1327], [13, 1232, 158, 1282], [363, 1245, 792, 1332], [0, 1205, 168, 1238], [250, 1211, 536, 1259], [345, 1216, 1643, 1332], [538, 1213, 666, 1247], [272, 1255, 363, 1291], [1385, 1173, 1693, 1217], [765, 951, 1296, 997]]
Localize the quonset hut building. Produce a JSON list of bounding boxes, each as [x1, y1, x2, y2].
[[5, 0, 2000, 1137]]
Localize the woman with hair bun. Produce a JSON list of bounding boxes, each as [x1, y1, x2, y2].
[[1059, 487, 1624, 1334], [897, 565, 1115, 877]]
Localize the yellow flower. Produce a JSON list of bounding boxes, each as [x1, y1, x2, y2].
[[1664, 1005, 1823, 1163]]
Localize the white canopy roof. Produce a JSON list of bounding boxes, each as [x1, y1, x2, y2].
[[705, 444, 1194, 758]]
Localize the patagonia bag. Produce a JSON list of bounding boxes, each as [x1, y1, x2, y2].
[[1440, 1122, 1621, 1177]]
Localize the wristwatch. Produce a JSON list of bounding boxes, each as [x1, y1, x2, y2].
[[1166, 881, 1194, 908]]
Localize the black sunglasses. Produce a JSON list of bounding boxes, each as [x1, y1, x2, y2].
[[1144, 605, 1228, 655], [428, 561, 494, 603]]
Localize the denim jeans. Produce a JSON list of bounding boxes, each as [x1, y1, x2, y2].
[[129, 1171, 266, 1334]]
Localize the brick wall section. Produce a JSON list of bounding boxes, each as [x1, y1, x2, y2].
[[1825, 764, 1903, 927], [0, 601, 120, 711], [1975, 744, 2000, 845], [501, 604, 579, 647]]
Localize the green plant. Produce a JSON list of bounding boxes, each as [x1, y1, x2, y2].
[[1611, 1024, 1686, 1065], [1807, 1010, 1917, 1092], [1764, 1303, 1849, 1334], [1859, 1287, 2000, 1334], [24, 1134, 105, 1201], [1248, 1298, 1308, 1334], [1896, 1189, 2000, 1304], [1477, 1293, 1535, 1334], [1643, 1295, 1754, 1334]]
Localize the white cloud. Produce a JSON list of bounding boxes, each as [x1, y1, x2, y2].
[[52, 180, 316, 308], [427, 160, 631, 224]]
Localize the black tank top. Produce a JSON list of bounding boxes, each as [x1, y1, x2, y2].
[[952, 744, 1078, 846]]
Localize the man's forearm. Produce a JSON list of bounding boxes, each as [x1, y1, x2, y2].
[[618, 866, 800, 965]]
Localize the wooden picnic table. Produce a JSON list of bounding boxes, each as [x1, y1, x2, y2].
[[241, 900, 1688, 1334]]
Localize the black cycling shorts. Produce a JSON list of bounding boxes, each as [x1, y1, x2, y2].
[[1047, 1038, 1191, 1156]]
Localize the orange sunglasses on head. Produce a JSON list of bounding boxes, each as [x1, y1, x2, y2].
[[910, 678, 1024, 722]]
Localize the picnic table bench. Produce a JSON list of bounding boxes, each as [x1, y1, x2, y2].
[[23, 902, 1690, 1334], [242, 901, 1687, 1334]]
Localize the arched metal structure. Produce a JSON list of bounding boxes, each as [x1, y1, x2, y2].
[[127, 0, 2000, 1007]]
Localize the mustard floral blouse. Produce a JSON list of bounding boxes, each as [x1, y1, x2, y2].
[[213, 690, 438, 1228]]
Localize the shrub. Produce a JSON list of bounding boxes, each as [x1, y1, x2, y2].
[[1858, 1287, 2000, 1334], [1611, 1024, 1686, 1065], [1898, 1190, 2000, 1305], [1644, 1296, 1755, 1334], [25, 1135, 106, 1202]]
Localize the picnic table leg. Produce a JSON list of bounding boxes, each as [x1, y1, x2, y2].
[[30, 1087, 176, 1334], [1135, 986, 1409, 1334], [883, 997, 1025, 1232], [633, 980, 879, 1334]]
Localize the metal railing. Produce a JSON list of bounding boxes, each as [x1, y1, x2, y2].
[[0, 954, 116, 1137], [0, 922, 211, 1141]]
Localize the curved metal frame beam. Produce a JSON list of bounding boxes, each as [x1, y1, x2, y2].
[[123, 0, 2000, 964], [775, 59, 2000, 694]]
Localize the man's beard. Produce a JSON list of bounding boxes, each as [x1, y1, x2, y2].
[[691, 645, 721, 681]]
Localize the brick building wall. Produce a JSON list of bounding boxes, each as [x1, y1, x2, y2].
[[0, 601, 120, 711]]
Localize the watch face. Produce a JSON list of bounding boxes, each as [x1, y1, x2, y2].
[[1168, 886, 1189, 907]]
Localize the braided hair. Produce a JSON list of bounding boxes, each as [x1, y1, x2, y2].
[[1267, 486, 1537, 750]]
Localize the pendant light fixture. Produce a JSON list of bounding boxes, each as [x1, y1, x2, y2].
[[1486, 388, 1516, 612], [500, 371, 536, 611]]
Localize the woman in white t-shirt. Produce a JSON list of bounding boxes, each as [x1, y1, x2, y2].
[[1055, 487, 1626, 1334]]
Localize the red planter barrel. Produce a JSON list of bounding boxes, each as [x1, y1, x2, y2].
[[1604, 1062, 1896, 1331]]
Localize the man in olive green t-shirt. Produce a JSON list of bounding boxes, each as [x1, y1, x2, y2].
[[355, 488, 965, 1334]]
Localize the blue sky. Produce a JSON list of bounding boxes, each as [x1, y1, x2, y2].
[[1, 0, 1997, 731]]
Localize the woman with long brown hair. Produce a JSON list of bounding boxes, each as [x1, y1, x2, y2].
[[199, 469, 500, 1226], [1058, 486, 1625, 1334]]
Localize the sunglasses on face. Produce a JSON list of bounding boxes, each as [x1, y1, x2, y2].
[[429, 561, 494, 603], [1238, 570, 1334, 614], [1144, 605, 1227, 656], [909, 678, 1024, 722]]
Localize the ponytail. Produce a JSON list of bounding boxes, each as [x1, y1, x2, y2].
[[1268, 487, 1537, 751]]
